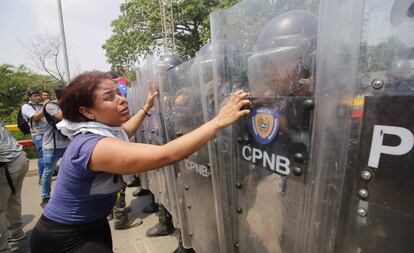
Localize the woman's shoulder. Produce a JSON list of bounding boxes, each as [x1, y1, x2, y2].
[[73, 132, 105, 140], [62, 133, 107, 173], [69, 132, 106, 151]]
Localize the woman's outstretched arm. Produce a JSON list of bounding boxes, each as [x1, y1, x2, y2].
[[89, 90, 251, 174]]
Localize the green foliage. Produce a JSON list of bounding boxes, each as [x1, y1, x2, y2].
[[0, 64, 61, 124], [102, 0, 240, 71], [367, 37, 409, 72], [124, 69, 136, 83], [358, 36, 410, 73], [211, 0, 319, 53], [23, 146, 38, 159], [11, 131, 32, 141], [10, 131, 38, 159]]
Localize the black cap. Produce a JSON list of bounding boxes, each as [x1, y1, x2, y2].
[[27, 89, 41, 97]]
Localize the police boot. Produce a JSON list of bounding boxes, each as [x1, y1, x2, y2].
[[133, 187, 152, 197], [116, 185, 127, 208], [142, 202, 159, 213], [145, 205, 174, 237], [142, 193, 158, 213], [113, 206, 143, 230], [172, 232, 196, 253]]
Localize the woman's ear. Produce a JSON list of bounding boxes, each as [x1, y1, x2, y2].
[[79, 106, 94, 121]]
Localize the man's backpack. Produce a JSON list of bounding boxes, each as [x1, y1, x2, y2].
[[43, 102, 59, 130], [43, 101, 66, 149], [17, 104, 36, 135]]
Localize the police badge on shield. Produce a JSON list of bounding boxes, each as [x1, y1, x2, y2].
[[248, 107, 279, 144]]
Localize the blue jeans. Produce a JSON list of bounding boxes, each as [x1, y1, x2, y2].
[[32, 135, 44, 180], [41, 148, 66, 199]]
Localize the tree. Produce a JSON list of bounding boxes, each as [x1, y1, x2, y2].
[[0, 64, 60, 124], [102, 0, 240, 72], [23, 34, 67, 85], [366, 36, 410, 72]]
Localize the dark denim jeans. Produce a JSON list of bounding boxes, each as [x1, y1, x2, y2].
[[41, 148, 66, 199]]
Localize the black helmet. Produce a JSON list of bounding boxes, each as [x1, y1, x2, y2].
[[248, 10, 318, 97], [255, 10, 318, 52], [157, 55, 183, 70]]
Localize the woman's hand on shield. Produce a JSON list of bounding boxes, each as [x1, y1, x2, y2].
[[213, 90, 251, 129], [144, 80, 158, 110]]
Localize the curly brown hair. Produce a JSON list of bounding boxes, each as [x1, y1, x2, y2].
[[60, 71, 112, 122]]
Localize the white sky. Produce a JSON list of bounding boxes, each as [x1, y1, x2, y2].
[[0, 0, 125, 77]]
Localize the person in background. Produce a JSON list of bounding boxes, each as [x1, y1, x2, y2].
[[41, 90, 51, 102], [29, 71, 250, 253], [115, 76, 128, 97], [40, 87, 69, 208], [0, 121, 29, 252], [21, 89, 48, 185], [108, 70, 129, 97]]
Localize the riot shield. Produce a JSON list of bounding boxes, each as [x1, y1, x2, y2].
[[139, 57, 164, 202], [167, 56, 222, 253], [163, 63, 192, 248], [151, 55, 186, 230], [130, 68, 147, 144], [211, 0, 319, 252], [301, 0, 414, 252], [145, 57, 178, 213], [131, 66, 149, 190], [127, 79, 140, 139], [196, 43, 233, 253]]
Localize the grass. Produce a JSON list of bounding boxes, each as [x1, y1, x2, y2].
[[23, 146, 38, 159], [11, 131, 31, 141]]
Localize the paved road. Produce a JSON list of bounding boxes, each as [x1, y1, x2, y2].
[[10, 159, 178, 253]]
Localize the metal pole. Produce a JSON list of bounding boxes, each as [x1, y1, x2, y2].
[[57, 0, 70, 84]]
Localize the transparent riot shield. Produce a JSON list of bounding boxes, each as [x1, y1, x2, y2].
[[130, 69, 148, 145], [163, 63, 192, 248], [125, 56, 189, 249], [211, 0, 320, 252], [143, 57, 178, 214], [167, 56, 221, 253], [131, 66, 149, 190], [301, 0, 414, 252], [196, 43, 232, 253], [151, 56, 185, 230], [140, 58, 163, 201]]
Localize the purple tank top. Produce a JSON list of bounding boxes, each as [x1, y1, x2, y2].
[[44, 133, 123, 224]]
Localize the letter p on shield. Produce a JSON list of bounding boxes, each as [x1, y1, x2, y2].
[[368, 125, 414, 168]]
